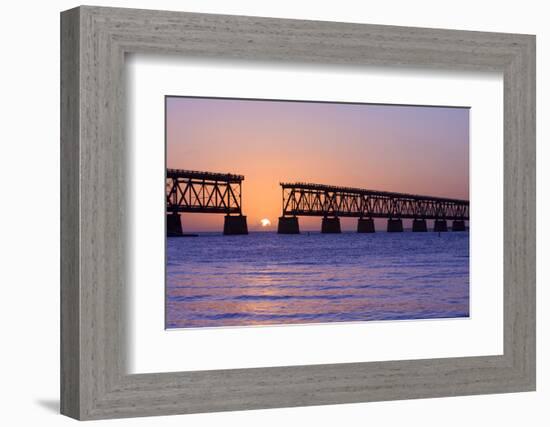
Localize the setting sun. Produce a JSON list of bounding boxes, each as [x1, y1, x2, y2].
[[260, 218, 271, 227]]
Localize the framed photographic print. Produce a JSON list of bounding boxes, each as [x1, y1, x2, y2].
[[61, 6, 535, 420]]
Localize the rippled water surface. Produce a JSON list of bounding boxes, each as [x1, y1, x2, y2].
[[166, 232, 469, 329]]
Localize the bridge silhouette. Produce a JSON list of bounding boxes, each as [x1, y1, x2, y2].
[[278, 182, 469, 234], [166, 169, 469, 236], [166, 169, 248, 235]]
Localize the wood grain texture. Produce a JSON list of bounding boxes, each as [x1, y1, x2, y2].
[[60, 7, 80, 419], [60, 6, 536, 420]]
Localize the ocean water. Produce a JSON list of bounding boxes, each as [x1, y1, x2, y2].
[[166, 231, 469, 329]]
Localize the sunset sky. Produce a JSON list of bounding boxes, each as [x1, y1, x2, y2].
[[166, 96, 469, 232]]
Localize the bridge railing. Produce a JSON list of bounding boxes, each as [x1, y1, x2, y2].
[[167, 168, 244, 183]]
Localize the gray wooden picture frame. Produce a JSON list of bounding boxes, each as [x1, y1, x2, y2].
[[60, 5, 536, 420]]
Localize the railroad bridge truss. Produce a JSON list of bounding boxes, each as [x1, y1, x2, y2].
[[166, 169, 248, 235], [277, 182, 469, 234]]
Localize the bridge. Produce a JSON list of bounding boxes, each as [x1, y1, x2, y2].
[[166, 169, 248, 235], [277, 182, 469, 234], [166, 170, 469, 236]]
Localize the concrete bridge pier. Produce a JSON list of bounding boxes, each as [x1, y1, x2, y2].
[[167, 213, 183, 236], [223, 215, 248, 235], [387, 218, 403, 232], [357, 217, 375, 233], [322, 217, 341, 233], [434, 219, 448, 232], [412, 218, 428, 232], [452, 220, 466, 231], [277, 216, 300, 234]]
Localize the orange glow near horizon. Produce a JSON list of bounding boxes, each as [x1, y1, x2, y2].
[[166, 97, 469, 232]]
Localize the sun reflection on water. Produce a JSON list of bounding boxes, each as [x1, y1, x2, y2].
[[167, 232, 469, 329]]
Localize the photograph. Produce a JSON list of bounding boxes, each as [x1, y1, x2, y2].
[[165, 96, 470, 329]]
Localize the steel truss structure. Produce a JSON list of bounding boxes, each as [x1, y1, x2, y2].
[[280, 182, 469, 220], [166, 169, 244, 215]]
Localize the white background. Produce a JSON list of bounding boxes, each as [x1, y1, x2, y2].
[[0, 1, 547, 426], [128, 57, 503, 373]]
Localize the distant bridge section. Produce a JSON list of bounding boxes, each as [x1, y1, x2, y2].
[[278, 182, 469, 234], [166, 169, 248, 235], [280, 182, 469, 219]]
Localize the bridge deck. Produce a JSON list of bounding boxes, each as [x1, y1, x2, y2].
[[167, 168, 244, 183]]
